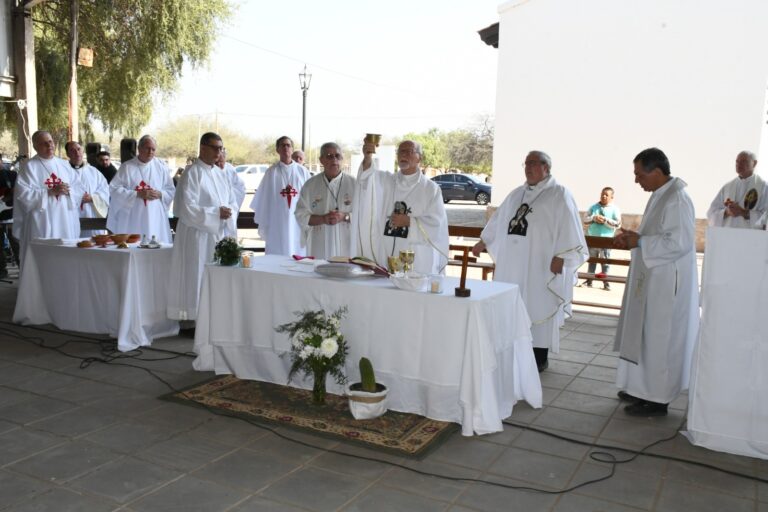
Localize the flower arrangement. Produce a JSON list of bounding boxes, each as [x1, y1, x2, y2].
[[275, 307, 349, 404], [213, 237, 242, 266]]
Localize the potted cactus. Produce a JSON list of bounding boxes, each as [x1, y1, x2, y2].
[[347, 357, 388, 419]]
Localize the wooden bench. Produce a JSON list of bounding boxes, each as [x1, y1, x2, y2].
[[446, 225, 494, 280], [572, 235, 630, 310]]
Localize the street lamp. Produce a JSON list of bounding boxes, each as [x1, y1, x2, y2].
[[298, 65, 312, 151]]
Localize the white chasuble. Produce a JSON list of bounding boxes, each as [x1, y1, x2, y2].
[[107, 157, 175, 242], [295, 172, 356, 259], [482, 176, 587, 351], [71, 163, 110, 237], [706, 174, 767, 229], [249, 161, 310, 256], [350, 166, 394, 267], [615, 177, 699, 404]]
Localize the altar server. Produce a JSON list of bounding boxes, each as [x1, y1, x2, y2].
[[65, 141, 109, 237], [472, 150, 587, 372], [107, 135, 175, 242], [295, 142, 356, 258], [250, 136, 310, 255], [216, 149, 246, 216], [14, 130, 83, 267], [613, 147, 699, 417], [706, 150, 766, 229], [167, 133, 240, 321], [382, 140, 449, 275], [349, 138, 394, 266]]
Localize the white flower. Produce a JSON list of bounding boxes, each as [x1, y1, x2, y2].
[[299, 346, 314, 360], [320, 337, 338, 358], [329, 316, 340, 329], [292, 338, 303, 349]]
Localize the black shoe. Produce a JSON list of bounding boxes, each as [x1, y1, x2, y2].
[[0, 269, 8, 279], [581, 280, 593, 288], [603, 283, 611, 291], [179, 327, 196, 338], [617, 390, 640, 402], [624, 400, 668, 417], [537, 360, 548, 373]]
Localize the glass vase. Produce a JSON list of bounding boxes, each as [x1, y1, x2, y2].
[[312, 368, 327, 405]]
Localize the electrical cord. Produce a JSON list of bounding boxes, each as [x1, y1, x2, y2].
[[2, 322, 766, 494]]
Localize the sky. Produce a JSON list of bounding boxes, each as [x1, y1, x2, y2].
[[148, 0, 502, 149]]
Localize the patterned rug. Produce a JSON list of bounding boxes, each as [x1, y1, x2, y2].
[[163, 375, 458, 458]]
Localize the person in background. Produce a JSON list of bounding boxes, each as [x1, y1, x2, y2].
[[94, 150, 118, 183], [706, 150, 766, 229], [581, 186, 621, 290]]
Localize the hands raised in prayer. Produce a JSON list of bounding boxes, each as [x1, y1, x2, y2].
[[81, 192, 93, 204], [219, 206, 232, 219], [724, 199, 749, 219], [137, 188, 162, 201], [48, 182, 70, 197]]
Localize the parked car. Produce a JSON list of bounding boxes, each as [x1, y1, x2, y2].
[[235, 164, 269, 192], [431, 173, 491, 205]]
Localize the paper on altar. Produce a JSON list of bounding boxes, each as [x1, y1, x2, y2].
[[32, 237, 84, 245]]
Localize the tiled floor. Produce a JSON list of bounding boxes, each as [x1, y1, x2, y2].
[[0, 278, 766, 512]]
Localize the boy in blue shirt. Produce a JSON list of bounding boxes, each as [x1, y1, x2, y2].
[[582, 187, 621, 289]]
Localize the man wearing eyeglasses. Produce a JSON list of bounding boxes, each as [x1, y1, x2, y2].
[[295, 142, 356, 258], [107, 134, 175, 242], [383, 140, 449, 275], [472, 150, 587, 373], [250, 136, 311, 255], [167, 132, 242, 323]]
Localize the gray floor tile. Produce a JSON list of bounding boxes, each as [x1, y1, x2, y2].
[[232, 496, 307, 512], [599, 418, 679, 448], [547, 359, 586, 376], [429, 435, 504, 471], [0, 418, 17, 435], [84, 418, 184, 453], [0, 469, 51, 509], [379, 459, 478, 502], [475, 423, 523, 446], [488, 446, 580, 489], [134, 401, 211, 430], [0, 363, 49, 386], [46, 379, 131, 405], [135, 432, 235, 471], [558, 339, 606, 354], [455, 474, 559, 511], [664, 460, 757, 498], [506, 402, 543, 424], [578, 364, 616, 383], [28, 406, 122, 437], [554, 492, 647, 511], [8, 487, 117, 512], [571, 462, 660, 509], [11, 370, 84, 395], [511, 428, 592, 461], [0, 394, 77, 424], [260, 466, 369, 512], [129, 475, 248, 512], [342, 485, 448, 512], [0, 428, 63, 466], [70, 456, 182, 503], [656, 479, 754, 512], [190, 415, 270, 447], [246, 431, 335, 466], [533, 406, 608, 437], [0, 386, 33, 408], [541, 386, 561, 405], [192, 448, 300, 492], [551, 349, 596, 364], [88, 394, 164, 417], [567, 377, 621, 399], [539, 371, 575, 390], [563, 331, 615, 345], [551, 390, 620, 417], [591, 354, 620, 369], [309, 449, 392, 481], [9, 440, 120, 483]]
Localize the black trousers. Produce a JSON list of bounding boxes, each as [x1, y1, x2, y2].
[[533, 347, 549, 366]]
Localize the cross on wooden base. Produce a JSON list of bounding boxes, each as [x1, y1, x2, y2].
[[455, 246, 471, 298]]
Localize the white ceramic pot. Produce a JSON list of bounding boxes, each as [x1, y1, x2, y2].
[[347, 384, 388, 420]]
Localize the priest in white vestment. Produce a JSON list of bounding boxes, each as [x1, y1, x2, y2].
[[65, 141, 109, 237], [295, 142, 356, 259], [613, 147, 699, 417], [217, 149, 246, 219], [107, 135, 175, 242], [13, 131, 84, 268], [350, 139, 394, 266], [382, 140, 449, 275], [706, 150, 766, 229], [473, 150, 587, 372], [250, 136, 310, 255], [167, 133, 240, 321]]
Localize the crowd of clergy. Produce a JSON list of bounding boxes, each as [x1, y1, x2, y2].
[[10, 127, 762, 419]]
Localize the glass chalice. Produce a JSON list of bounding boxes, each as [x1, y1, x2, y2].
[[399, 249, 415, 274]]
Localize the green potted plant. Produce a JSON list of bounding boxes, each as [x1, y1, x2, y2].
[[347, 357, 388, 419], [213, 236, 242, 266]]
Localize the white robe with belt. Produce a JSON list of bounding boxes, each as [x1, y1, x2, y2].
[[706, 174, 767, 229], [167, 159, 239, 320], [349, 165, 394, 266], [71, 163, 110, 237], [383, 170, 449, 275], [481, 176, 587, 351], [107, 157, 175, 242], [615, 177, 699, 404], [13, 156, 84, 267], [295, 172, 356, 259], [249, 161, 310, 255]]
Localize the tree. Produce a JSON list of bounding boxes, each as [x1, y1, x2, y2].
[[1, 0, 232, 142]]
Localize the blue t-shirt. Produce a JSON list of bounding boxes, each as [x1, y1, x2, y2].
[[586, 202, 621, 237]]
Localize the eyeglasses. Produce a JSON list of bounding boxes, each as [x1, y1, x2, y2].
[[397, 149, 417, 155], [203, 144, 225, 152], [322, 153, 343, 160], [523, 160, 543, 167]]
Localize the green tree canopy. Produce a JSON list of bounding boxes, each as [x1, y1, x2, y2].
[[1, 0, 232, 142]]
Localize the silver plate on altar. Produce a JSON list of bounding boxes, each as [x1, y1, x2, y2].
[[314, 263, 374, 278]]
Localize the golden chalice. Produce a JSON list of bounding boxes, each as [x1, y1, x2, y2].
[[364, 133, 382, 153], [387, 256, 402, 274], [399, 249, 415, 273]]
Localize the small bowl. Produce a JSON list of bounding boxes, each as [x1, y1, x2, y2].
[[92, 234, 111, 245], [389, 273, 428, 292], [127, 234, 141, 243], [110, 234, 129, 244]]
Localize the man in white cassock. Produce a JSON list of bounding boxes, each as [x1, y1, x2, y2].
[[295, 142, 356, 258], [107, 135, 175, 242], [65, 141, 109, 237], [472, 150, 587, 372], [349, 138, 394, 266], [706, 150, 766, 229], [13, 131, 83, 268], [167, 133, 240, 322], [382, 140, 448, 275], [216, 149, 246, 216], [613, 148, 699, 417], [250, 136, 310, 255]]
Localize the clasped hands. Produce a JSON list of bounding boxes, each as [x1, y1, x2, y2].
[[219, 206, 232, 219], [613, 228, 640, 250], [48, 182, 70, 197], [324, 210, 348, 225], [388, 212, 410, 228], [137, 188, 162, 201], [724, 199, 748, 218]]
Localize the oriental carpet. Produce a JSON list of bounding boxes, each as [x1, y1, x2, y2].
[[162, 375, 458, 458]]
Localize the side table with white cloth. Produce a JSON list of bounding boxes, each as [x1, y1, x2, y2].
[[193, 255, 542, 436], [13, 240, 179, 351], [685, 227, 768, 459]]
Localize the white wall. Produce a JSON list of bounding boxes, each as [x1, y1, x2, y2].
[[492, 0, 768, 216]]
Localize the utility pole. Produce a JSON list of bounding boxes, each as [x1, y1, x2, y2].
[[67, 0, 79, 141], [298, 65, 312, 152]]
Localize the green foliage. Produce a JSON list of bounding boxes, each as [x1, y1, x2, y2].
[[2, 0, 233, 138], [359, 357, 376, 392], [213, 236, 241, 266]]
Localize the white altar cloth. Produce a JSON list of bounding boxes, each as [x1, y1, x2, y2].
[[685, 227, 768, 459], [13, 241, 179, 352], [193, 255, 542, 436]]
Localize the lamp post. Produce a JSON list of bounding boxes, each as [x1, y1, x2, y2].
[[298, 65, 312, 151]]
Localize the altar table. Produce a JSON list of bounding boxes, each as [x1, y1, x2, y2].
[[13, 240, 179, 351], [193, 255, 542, 436]]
